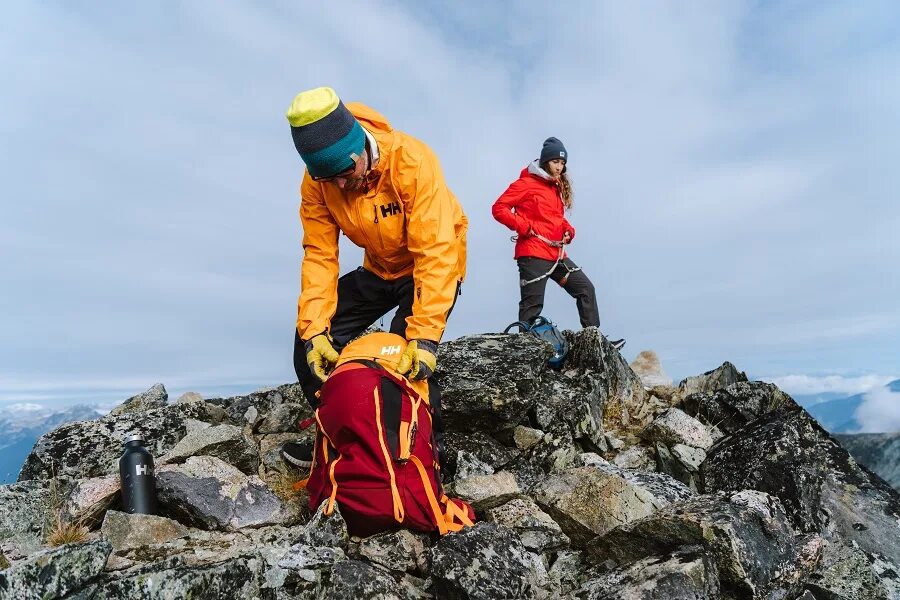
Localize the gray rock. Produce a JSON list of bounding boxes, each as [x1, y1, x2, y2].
[[278, 543, 345, 570], [513, 425, 546, 451], [548, 550, 584, 596], [18, 401, 218, 481], [0, 539, 111, 600], [803, 541, 894, 600], [62, 475, 120, 528], [108, 383, 168, 416], [677, 361, 747, 398], [681, 381, 793, 434], [586, 490, 800, 598], [207, 382, 311, 429], [611, 446, 655, 471], [160, 423, 260, 474], [641, 408, 714, 451], [155, 456, 301, 531], [485, 497, 570, 553], [427, 522, 544, 600], [434, 333, 549, 432], [448, 471, 520, 512], [90, 554, 266, 599], [0, 481, 51, 552], [577, 546, 720, 600], [294, 500, 349, 551], [532, 466, 669, 546], [322, 559, 420, 600], [837, 432, 900, 491], [358, 529, 427, 573], [257, 402, 308, 434], [444, 430, 519, 480], [100, 510, 188, 551], [629, 350, 673, 389], [258, 432, 312, 479], [453, 450, 495, 480], [700, 404, 900, 568]]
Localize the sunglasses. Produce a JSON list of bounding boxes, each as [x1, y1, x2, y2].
[[310, 153, 362, 182]]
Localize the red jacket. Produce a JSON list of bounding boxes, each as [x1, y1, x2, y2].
[[492, 161, 575, 260]]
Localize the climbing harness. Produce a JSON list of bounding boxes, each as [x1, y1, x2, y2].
[[512, 232, 581, 287]]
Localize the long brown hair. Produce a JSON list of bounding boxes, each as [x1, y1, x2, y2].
[[558, 171, 573, 210]]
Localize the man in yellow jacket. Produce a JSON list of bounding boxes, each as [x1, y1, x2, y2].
[[285, 87, 468, 410]]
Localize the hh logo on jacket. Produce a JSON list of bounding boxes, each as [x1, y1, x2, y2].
[[380, 201, 401, 218]]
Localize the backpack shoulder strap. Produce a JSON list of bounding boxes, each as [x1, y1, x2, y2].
[[503, 320, 531, 334]]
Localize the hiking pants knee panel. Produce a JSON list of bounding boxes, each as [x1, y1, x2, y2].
[[553, 257, 600, 328]]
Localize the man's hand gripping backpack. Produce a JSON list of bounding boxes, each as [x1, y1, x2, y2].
[[299, 332, 474, 537]]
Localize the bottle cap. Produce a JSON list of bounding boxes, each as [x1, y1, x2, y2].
[[124, 433, 146, 445]]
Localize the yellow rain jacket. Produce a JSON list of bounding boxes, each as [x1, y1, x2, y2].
[[296, 103, 468, 343]]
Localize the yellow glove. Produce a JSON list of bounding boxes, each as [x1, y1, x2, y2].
[[396, 339, 438, 381], [304, 333, 339, 381]]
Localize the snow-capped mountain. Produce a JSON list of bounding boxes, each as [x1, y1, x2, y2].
[[0, 403, 104, 483]]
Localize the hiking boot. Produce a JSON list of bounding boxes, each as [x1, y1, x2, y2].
[[610, 338, 626, 350], [281, 439, 314, 469]]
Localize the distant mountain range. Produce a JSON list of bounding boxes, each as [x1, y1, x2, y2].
[[795, 378, 900, 433], [0, 403, 104, 483]]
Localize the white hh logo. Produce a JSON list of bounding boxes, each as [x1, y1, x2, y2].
[[135, 464, 150, 476], [560, 151, 566, 157], [380, 345, 401, 356]]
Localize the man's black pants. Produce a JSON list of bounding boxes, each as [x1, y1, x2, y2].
[[292, 266, 449, 467], [517, 256, 600, 327]]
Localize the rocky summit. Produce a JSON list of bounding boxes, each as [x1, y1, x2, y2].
[[1, 327, 899, 599]]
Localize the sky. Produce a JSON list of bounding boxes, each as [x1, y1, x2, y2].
[[1, 2, 898, 418]]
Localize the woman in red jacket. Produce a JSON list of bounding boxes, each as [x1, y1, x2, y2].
[[492, 137, 623, 347]]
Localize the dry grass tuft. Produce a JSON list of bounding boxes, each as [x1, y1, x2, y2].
[[44, 462, 90, 547]]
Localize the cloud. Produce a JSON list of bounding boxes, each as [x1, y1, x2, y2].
[[763, 374, 897, 396], [854, 388, 900, 433]]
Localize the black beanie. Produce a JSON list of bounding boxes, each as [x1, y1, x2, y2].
[[540, 137, 567, 164]]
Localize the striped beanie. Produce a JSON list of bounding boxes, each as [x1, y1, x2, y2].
[[285, 87, 366, 178]]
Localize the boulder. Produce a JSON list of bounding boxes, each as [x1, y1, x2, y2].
[[640, 408, 714, 451], [100, 510, 188, 551], [62, 475, 120, 528], [611, 446, 655, 471], [0, 539, 111, 600], [444, 430, 519, 480], [293, 500, 350, 551], [805, 542, 898, 600], [574, 455, 694, 506], [547, 550, 584, 596], [0, 480, 51, 554], [629, 350, 673, 388], [160, 423, 259, 474], [577, 546, 720, 600], [485, 496, 570, 553], [357, 529, 428, 573], [427, 522, 545, 600], [155, 456, 301, 531], [108, 383, 168, 416], [513, 425, 546, 451], [532, 466, 669, 546], [434, 333, 549, 432], [278, 544, 346, 570], [322, 559, 425, 600], [586, 490, 802, 598], [18, 401, 218, 481], [206, 382, 311, 429], [448, 471, 520, 512], [677, 361, 747, 398], [681, 381, 793, 434], [700, 405, 900, 567], [256, 402, 308, 434]]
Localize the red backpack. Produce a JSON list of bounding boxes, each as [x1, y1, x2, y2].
[[298, 332, 474, 537]]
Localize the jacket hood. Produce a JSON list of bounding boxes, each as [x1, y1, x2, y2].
[[524, 160, 554, 182], [346, 102, 393, 135]]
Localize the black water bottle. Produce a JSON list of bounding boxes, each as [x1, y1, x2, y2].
[[119, 433, 157, 514]]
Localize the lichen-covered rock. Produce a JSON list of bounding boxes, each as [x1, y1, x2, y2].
[[155, 456, 301, 531], [278, 543, 345, 570], [294, 500, 349, 551], [108, 383, 168, 416], [18, 401, 218, 481], [548, 550, 584, 596], [256, 402, 308, 434], [90, 554, 266, 599], [532, 466, 668, 546], [427, 522, 544, 599], [611, 446, 655, 471], [322, 559, 423, 600], [586, 490, 800, 598], [641, 408, 714, 451], [681, 381, 793, 434], [805, 542, 897, 600], [444, 430, 519, 480], [677, 361, 747, 398], [160, 423, 259, 474], [207, 382, 311, 429], [62, 475, 120, 528], [357, 529, 428, 573], [448, 471, 520, 512], [0, 480, 51, 555], [0, 539, 111, 600], [514, 425, 546, 451], [700, 405, 900, 569], [435, 333, 549, 432], [485, 497, 570, 553], [100, 510, 188, 551], [575, 456, 694, 507], [577, 546, 721, 600]]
